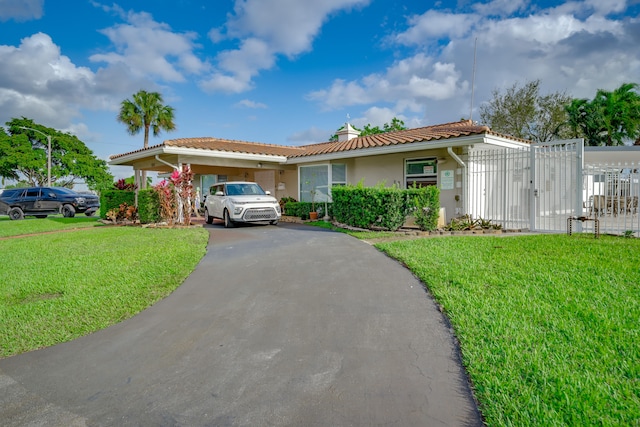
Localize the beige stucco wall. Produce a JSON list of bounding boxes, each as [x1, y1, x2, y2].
[[314, 148, 465, 225]]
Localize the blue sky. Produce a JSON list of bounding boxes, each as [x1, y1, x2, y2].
[[1, 0, 639, 180]]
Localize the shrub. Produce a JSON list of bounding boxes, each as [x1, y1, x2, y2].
[[138, 189, 161, 224], [106, 203, 138, 222], [406, 186, 440, 231], [284, 201, 332, 218], [152, 166, 194, 225], [100, 190, 135, 219]]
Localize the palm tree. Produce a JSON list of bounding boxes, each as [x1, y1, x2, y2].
[[117, 90, 176, 188], [595, 83, 640, 146]]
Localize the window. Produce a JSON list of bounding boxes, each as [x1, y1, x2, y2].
[[299, 164, 346, 202], [201, 175, 227, 194], [405, 157, 437, 188], [332, 164, 346, 186]]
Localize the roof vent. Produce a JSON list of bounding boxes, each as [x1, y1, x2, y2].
[[336, 122, 360, 142]]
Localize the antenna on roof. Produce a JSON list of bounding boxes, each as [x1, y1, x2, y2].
[[470, 37, 477, 122]]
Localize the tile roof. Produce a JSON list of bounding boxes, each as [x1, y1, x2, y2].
[[290, 119, 494, 158], [109, 137, 304, 160], [110, 120, 524, 161]]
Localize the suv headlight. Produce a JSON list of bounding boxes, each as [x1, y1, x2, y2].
[[75, 197, 86, 204]]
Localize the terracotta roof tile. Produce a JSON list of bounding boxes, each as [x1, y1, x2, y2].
[[288, 119, 499, 158], [110, 120, 528, 161], [164, 137, 304, 156]]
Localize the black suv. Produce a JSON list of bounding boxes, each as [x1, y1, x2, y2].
[[0, 187, 100, 220]]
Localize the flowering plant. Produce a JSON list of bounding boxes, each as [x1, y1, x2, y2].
[[152, 165, 193, 225]]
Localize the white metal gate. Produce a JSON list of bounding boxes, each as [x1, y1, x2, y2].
[[467, 146, 531, 230], [466, 139, 583, 232], [530, 140, 583, 232]]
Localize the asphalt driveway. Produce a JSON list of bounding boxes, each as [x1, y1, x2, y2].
[[0, 222, 482, 426]]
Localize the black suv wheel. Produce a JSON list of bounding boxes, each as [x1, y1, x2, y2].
[[8, 207, 24, 220]]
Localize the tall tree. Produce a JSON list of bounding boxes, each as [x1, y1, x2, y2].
[[566, 82, 640, 146], [2, 118, 113, 190], [117, 90, 176, 188], [479, 80, 573, 142]]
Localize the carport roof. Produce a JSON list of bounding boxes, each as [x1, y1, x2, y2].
[[109, 120, 529, 163]]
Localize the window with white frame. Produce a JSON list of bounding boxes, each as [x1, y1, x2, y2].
[[201, 174, 227, 194], [299, 164, 346, 202], [405, 157, 438, 188]]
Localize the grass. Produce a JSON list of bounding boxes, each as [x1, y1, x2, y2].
[[0, 225, 208, 358], [375, 234, 640, 426], [0, 215, 104, 238], [307, 219, 398, 240]]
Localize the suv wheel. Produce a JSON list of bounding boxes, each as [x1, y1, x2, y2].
[[223, 209, 235, 228], [8, 207, 24, 220], [204, 207, 213, 224], [62, 204, 76, 218]]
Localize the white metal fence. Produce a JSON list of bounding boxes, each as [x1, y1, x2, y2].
[[582, 163, 640, 236], [467, 146, 531, 230], [465, 140, 639, 236]]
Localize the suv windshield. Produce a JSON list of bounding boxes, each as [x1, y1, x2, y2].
[[226, 183, 266, 196]]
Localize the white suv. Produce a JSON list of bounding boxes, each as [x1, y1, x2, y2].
[[204, 181, 281, 227]]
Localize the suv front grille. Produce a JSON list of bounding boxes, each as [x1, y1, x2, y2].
[[243, 207, 278, 221]]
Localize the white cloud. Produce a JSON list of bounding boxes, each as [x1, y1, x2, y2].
[[473, 0, 528, 16], [393, 11, 480, 44], [0, 33, 97, 127], [310, 0, 640, 128], [235, 99, 267, 109], [0, 0, 43, 22], [90, 11, 208, 82], [201, 0, 371, 93], [286, 126, 333, 145], [307, 54, 466, 111]]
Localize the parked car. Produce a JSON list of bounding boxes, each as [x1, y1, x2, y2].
[[203, 181, 280, 227], [0, 187, 100, 220]]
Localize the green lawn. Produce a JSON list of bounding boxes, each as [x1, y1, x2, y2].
[[0, 223, 208, 358], [0, 215, 104, 238], [375, 234, 639, 427]]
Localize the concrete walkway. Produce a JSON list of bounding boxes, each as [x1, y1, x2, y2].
[[0, 222, 482, 426]]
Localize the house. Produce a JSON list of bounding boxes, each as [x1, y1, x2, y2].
[[109, 119, 640, 234]]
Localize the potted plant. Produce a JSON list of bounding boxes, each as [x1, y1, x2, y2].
[[305, 177, 319, 220], [309, 188, 318, 220]]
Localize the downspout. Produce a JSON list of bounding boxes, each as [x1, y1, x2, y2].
[[155, 155, 178, 171], [448, 147, 467, 216]]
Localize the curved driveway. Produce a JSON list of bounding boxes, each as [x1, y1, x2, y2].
[[0, 222, 482, 426]]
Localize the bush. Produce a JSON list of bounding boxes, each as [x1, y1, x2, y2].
[[331, 183, 441, 231], [100, 190, 135, 219], [138, 189, 161, 224], [406, 186, 440, 231], [284, 201, 333, 219], [332, 184, 408, 231]]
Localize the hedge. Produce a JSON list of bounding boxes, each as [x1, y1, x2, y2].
[[331, 184, 440, 231], [100, 189, 161, 224], [100, 190, 135, 219], [284, 201, 332, 219]]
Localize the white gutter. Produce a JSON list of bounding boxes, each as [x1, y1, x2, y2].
[[155, 155, 178, 170], [447, 147, 466, 168], [109, 145, 288, 166]]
